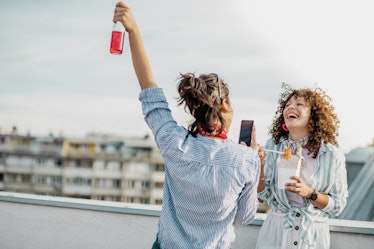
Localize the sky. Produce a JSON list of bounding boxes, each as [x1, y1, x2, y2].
[[0, 0, 373, 153]]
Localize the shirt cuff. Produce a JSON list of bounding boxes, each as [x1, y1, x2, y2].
[[139, 87, 164, 102], [321, 195, 335, 213], [257, 189, 267, 202]]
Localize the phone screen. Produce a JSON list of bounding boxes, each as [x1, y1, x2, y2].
[[239, 120, 254, 146]]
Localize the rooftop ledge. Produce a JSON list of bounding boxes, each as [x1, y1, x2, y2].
[[0, 192, 373, 249]]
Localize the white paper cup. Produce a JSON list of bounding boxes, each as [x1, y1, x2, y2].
[[277, 155, 300, 189]]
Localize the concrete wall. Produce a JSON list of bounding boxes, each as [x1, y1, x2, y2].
[[0, 192, 373, 249]]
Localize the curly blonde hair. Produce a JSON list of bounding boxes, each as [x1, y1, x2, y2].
[[270, 83, 340, 158]]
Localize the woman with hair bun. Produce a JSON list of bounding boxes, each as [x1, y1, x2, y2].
[[112, 2, 262, 249]]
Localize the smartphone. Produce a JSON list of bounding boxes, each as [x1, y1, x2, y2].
[[239, 120, 254, 146]]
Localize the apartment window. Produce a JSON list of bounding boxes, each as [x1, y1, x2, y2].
[[141, 181, 150, 189], [6, 155, 33, 167], [36, 158, 48, 166], [72, 177, 91, 186], [6, 174, 16, 182], [155, 164, 165, 172], [51, 176, 62, 186], [74, 177, 83, 185], [81, 144, 90, 153], [35, 175, 47, 184], [36, 157, 59, 167], [17, 174, 31, 183], [126, 147, 150, 157], [55, 158, 62, 167], [126, 148, 137, 157], [94, 160, 107, 170], [155, 199, 163, 205], [140, 198, 150, 204], [112, 179, 121, 188], [127, 162, 151, 173], [106, 161, 122, 170], [104, 196, 121, 202], [77, 160, 92, 168], [96, 179, 106, 187], [95, 196, 105, 201], [20, 156, 33, 166], [67, 159, 76, 167], [124, 197, 134, 203], [126, 180, 135, 188], [155, 182, 164, 189], [22, 174, 31, 183]]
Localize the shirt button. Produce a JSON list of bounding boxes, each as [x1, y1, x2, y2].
[[295, 226, 299, 230], [296, 212, 301, 217], [294, 241, 298, 246]]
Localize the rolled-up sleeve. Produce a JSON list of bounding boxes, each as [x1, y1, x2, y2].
[[322, 149, 348, 215], [234, 154, 261, 225], [258, 140, 276, 202], [139, 88, 181, 152]]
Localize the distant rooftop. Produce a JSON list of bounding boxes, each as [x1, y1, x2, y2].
[[345, 146, 374, 164], [339, 147, 374, 221]]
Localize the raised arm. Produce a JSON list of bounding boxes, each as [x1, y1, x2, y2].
[[113, 2, 157, 89]]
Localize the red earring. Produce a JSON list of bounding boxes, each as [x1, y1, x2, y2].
[[282, 123, 289, 131]]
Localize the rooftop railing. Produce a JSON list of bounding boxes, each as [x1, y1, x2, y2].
[[0, 192, 373, 249]]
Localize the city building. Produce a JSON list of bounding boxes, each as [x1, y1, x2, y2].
[[0, 131, 164, 205], [1, 130, 373, 220]]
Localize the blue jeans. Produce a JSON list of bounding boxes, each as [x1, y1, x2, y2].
[[151, 236, 160, 249]]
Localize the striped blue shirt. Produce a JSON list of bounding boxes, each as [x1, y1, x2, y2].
[[139, 88, 260, 249], [258, 138, 348, 246]]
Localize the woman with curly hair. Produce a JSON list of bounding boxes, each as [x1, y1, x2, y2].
[[256, 83, 348, 249]]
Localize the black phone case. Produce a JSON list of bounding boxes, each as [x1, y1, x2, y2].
[[239, 120, 254, 146]]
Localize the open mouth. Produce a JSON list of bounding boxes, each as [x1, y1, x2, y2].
[[288, 113, 299, 119]]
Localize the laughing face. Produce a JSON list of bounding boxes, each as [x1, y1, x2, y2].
[[283, 95, 311, 132]]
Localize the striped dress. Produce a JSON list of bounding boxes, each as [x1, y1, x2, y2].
[[256, 138, 348, 249], [139, 87, 261, 249]]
